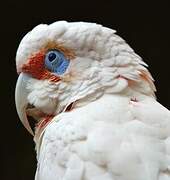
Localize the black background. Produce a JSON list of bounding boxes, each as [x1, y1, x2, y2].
[[1, 1, 170, 180]]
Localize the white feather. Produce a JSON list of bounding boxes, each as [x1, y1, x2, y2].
[[15, 21, 169, 180], [35, 94, 170, 180]]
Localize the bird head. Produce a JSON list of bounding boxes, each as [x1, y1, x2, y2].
[[15, 21, 155, 136]]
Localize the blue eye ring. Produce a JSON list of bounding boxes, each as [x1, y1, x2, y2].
[[45, 50, 70, 75]]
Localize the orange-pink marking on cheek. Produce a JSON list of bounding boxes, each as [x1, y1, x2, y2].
[[22, 51, 61, 82]]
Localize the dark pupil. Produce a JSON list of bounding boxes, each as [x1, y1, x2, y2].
[[48, 52, 56, 62]]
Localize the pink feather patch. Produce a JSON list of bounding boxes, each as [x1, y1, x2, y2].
[[22, 51, 61, 82]]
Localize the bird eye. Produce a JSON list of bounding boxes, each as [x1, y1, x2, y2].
[[48, 52, 57, 62], [45, 50, 70, 75]]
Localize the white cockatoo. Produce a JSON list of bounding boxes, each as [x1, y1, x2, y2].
[[15, 21, 170, 180]]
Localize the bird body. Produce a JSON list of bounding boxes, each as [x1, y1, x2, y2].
[[15, 21, 170, 180], [35, 94, 170, 180]]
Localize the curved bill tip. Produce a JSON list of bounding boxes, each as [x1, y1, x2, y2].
[[15, 73, 34, 135]]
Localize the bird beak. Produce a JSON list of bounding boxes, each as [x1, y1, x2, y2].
[[15, 73, 34, 135]]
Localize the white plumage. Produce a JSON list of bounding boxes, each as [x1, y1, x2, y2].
[[15, 21, 170, 180]]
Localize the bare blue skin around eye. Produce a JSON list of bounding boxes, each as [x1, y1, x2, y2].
[[45, 50, 70, 75], [53, 58, 70, 75]]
